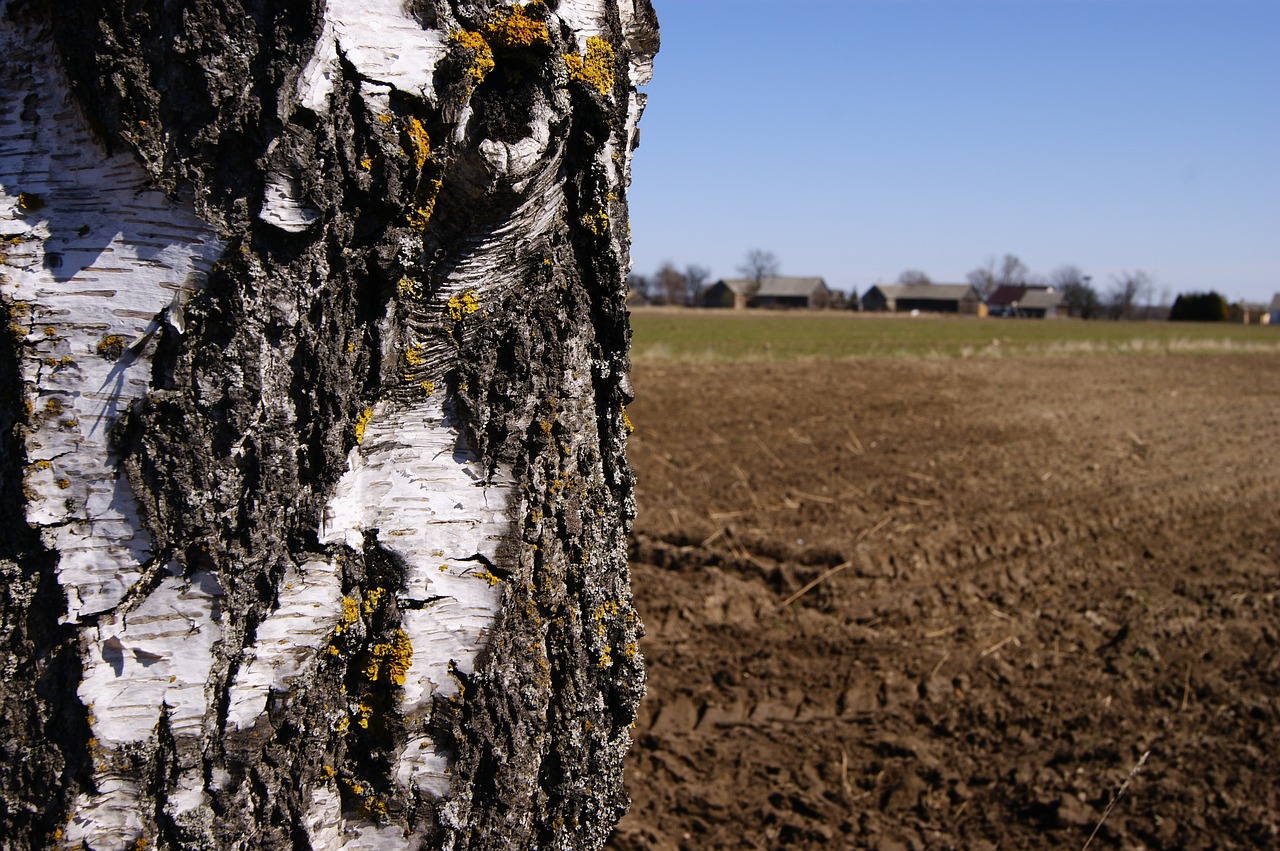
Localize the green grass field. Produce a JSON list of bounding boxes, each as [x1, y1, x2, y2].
[[630, 307, 1280, 362]]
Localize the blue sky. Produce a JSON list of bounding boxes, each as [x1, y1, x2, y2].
[[626, 0, 1280, 304]]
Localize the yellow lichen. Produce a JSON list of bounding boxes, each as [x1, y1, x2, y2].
[[403, 117, 431, 169], [563, 36, 615, 96], [361, 629, 413, 686], [405, 178, 443, 231], [362, 588, 384, 617], [484, 4, 549, 49], [320, 765, 335, 780], [581, 208, 609, 236], [446, 290, 480, 321], [420, 380, 435, 396], [359, 796, 389, 821], [404, 344, 427, 368], [336, 596, 359, 634], [33, 459, 50, 470], [397, 276, 423, 299], [377, 113, 393, 124], [620, 407, 634, 435], [57, 478, 70, 489], [359, 156, 372, 170], [44, 398, 63, 416], [354, 407, 373, 444], [450, 29, 495, 83], [475, 568, 503, 587], [96, 334, 126, 360], [17, 192, 43, 212]]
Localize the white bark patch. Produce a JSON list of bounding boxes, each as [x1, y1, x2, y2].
[[479, 107, 554, 185], [68, 568, 223, 848], [555, 0, 611, 50], [79, 568, 224, 745], [321, 396, 514, 796], [304, 784, 431, 851], [224, 558, 345, 731], [2, 17, 227, 846], [297, 0, 450, 116], [0, 32, 223, 623], [260, 171, 321, 232], [62, 777, 146, 851]]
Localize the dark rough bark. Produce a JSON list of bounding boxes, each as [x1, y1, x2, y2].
[[0, 0, 656, 847]]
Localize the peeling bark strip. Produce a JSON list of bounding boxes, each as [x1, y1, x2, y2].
[[1, 0, 657, 848]]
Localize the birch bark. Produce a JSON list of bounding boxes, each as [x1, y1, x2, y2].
[[0, 1, 656, 847]]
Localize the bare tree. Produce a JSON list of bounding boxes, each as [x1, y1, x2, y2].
[[627, 272, 652, 302], [1, 1, 656, 847], [967, 254, 1030, 298], [737, 249, 780, 296], [998, 254, 1031, 287], [1050, 265, 1101, 319], [1109, 270, 1153, 320], [684, 263, 710, 306], [897, 269, 932, 286], [966, 257, 997, 296], [655, 261, 686, 306]]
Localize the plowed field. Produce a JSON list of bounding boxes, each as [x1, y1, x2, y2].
[[611, 353, 1280, 850]]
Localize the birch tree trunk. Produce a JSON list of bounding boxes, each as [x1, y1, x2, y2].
[[0, 1, 656, 847]]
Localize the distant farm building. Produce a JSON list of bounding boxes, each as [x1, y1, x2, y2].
[[1228, 301, 1271, 324], [699, 276, 833, 309], [1270, 294, 1280, 325], [860, 283, 984, 315], [987, 285, 1067, 318]]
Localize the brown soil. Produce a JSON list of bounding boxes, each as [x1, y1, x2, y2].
[[610, 353, 1280, 850]]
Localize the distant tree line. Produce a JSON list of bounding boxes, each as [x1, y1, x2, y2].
[[628, 261, 710, 306], [628, 250, 781, 306], [898, 254, 1170, 320], [1169, 291, 1229, 322], [633, 250, 1247, 321]]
